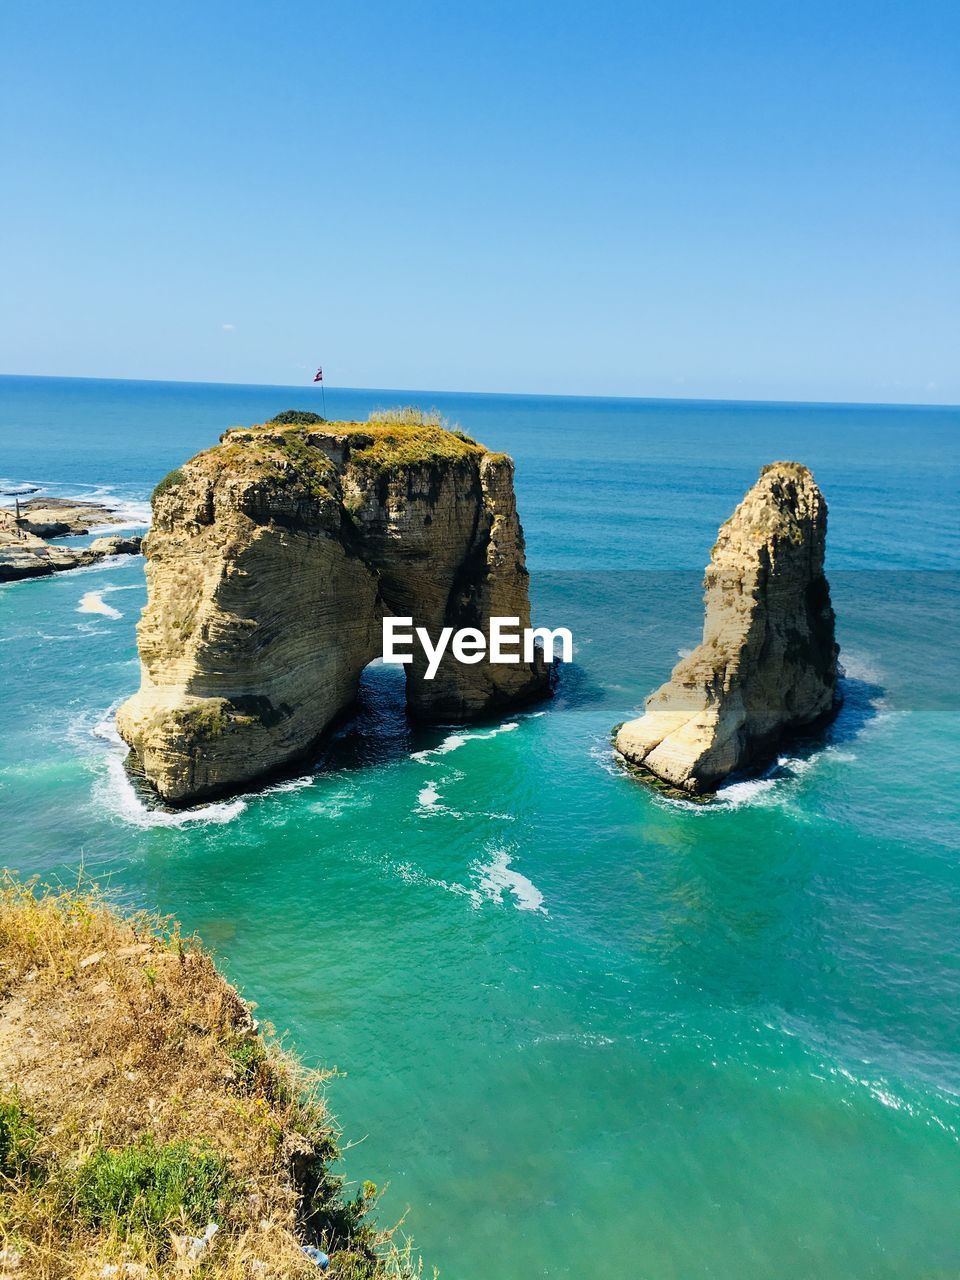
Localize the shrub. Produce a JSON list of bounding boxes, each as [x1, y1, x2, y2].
[[74, 1137, 232, 1238], [151, 467, 185, 504], [269, 409, 326, 426], [226, 1036, 269, 1090], [174, 703, 229, 740]]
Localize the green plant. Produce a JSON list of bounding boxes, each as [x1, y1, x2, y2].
[[151, 468, 185, 504], [0, 1098, 40, 1179], [272, 431, 336, 495], [74, 1137, 232, 1238], [174, 704, 230, 740], [226, 1036, 269, 1090], [269, 409, 326, 426]]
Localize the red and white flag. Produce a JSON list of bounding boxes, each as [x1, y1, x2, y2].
[[313, 367, 323, 383]]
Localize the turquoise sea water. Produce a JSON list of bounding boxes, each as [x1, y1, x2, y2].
[[1, 375, 959, 1279]]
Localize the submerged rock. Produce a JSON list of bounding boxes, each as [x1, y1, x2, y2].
[[616, 461, 839, 794], [117, 412, 550, 803]]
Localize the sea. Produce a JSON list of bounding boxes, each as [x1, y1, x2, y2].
[[1, 374, 958, 1279]]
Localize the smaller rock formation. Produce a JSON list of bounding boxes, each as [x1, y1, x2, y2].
[[89, 534, 143, 557], [0, 507, 142, 583], [16, 497, 125, 538], [616, 461, 839, 794]]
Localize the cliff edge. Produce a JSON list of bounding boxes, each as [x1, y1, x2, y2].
[[0, 875, 420, 1278], [616, 461, 839, 794], [118, 410, 549, 803]]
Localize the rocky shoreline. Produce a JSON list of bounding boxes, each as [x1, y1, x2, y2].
[[0, 497, 143, 583]]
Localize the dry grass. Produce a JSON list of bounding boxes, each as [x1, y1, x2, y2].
[[0, 874, 428, 1280], [346, 410, 483, 472], [217, 409, 488, 477]]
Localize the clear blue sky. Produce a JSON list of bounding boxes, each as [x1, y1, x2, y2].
[[2, 1, 957, 403]]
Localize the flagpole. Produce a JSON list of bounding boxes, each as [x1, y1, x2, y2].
[[321, 378, 327, 418]]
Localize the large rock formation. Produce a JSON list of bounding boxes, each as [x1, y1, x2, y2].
[[117, 411, 549, 803], [616, 461, 839, 794]]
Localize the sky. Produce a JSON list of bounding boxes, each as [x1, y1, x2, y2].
[[1, 1, 957, 404]]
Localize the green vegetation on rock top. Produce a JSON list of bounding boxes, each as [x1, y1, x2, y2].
[[216, 406, 494, 480], [268, 409, 327, 426], [347, 408, 486, 472], [151, 468, 185, 505], [760, 460, 813, 480]]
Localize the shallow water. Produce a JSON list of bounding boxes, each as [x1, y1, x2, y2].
[[1, 376, 959, 1278]]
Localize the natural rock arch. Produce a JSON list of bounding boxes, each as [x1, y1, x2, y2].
[[118, 412, 549, 803]]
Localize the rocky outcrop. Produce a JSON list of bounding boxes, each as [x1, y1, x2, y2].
[[88, 534, 142, 557], [616, 462, 839, 794], [16, 497, 126, 538], [117, 411, 549, 803], [0, 510, 142, 583]]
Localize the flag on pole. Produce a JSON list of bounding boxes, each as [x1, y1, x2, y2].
[[313, 367, 323, 383]]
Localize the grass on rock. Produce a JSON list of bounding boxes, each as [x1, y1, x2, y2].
[[150, 469, 185, 505], [74, 1138, 231, 1241], [348, 409, 484, 472], [0, 874, 428, 1279]]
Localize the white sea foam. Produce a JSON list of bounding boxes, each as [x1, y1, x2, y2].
[[261, 774, 316, 795], [96, 754, 247, 828], [593, 741, 625, 779], [81, 485, 151, 531], [84, 705, 248, 828], [78, 591, 122, 620], [411, 720, 519, 763], [528, 1031, 615, 1048], [412, 774, 465, 819], [713, 774, 782, 808], [418, 780, 441, 809], [474, 848, 546, 914], [54, 554, 135, 579], [838, 652, 885, 687], [308, 788, 374, 819], [391, 859, 483, 906]]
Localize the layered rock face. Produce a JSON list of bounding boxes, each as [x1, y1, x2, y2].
[[117, 413, 549, 803], [616, 462, 839, 794]]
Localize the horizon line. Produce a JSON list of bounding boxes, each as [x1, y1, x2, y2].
[[0, 370, 956, 414]]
